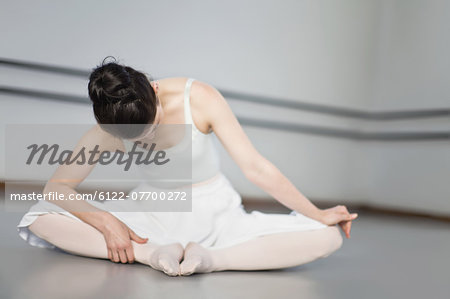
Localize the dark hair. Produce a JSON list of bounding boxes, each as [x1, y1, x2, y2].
[[88, 56, 157, 139]]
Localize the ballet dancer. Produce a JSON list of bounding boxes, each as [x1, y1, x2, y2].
[[18, 57, 358, 276]]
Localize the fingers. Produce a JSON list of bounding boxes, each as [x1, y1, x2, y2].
[[111, 249, 120, 263], [333, 205, 357, 239], [108, 244, 135, 263], [125, 246, 135, 263], [339, 221, 350, 239], [118, 250, 128, 264], [347, 213, 358, 221], [129, 229, 148, 244], [346, 221, 352, 238], [336, 205, 358, 221], [339, 219, 353, 238], [344, 221, 350, 238], [105, 230, 145, 264], [108, 249, 113, 262]]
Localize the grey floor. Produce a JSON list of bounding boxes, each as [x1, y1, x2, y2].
[[0, 207, 449, 299]]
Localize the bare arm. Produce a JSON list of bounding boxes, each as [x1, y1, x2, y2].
[[42, 124, 147, 262], [191, 81, 358, 237], [43, 125, 113, 227]]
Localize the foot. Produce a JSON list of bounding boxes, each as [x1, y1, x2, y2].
[[180, 242, 215, 276], [146, 243, 184, 276]]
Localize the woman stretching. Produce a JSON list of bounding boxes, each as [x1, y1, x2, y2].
[[17, 58, 358, 276]]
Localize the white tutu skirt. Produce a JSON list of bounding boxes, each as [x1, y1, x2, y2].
[[17, 173, 328, 250]]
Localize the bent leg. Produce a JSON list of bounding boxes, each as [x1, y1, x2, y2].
[[28, 213, 183, 276], [180, 225, 343, 274]]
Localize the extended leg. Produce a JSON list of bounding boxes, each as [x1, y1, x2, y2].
[[28, 213, 183, 276], [180, 225, 343, 275]]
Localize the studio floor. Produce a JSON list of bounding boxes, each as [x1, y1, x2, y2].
[[0, 204, 449, 299]]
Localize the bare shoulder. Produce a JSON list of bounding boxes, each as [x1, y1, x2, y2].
[[190, 79, 228, 133], [190, 79, 225, 109], [192, 79, 220, 96], [159, 77, 227, 133]]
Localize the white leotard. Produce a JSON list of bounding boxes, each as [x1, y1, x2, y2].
[[183, 78, 221, 182]]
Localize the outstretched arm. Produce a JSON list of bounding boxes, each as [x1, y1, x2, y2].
[[193, 80, 358, 237]]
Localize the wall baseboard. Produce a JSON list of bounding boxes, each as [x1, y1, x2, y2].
[[1, 181, 449, 222], [242, 197, 450, 223]]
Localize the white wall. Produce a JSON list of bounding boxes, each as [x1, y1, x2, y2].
[[1, 0, 449, 215], [371, 0, 450, 110], [0, 0, 379, 109], [365, 0, 450, 215]]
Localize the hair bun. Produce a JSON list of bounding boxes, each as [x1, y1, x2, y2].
[[88, 62, 137, 105], [87, 57, 158, 138]]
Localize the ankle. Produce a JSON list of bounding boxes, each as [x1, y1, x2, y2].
[[132, 242, 156, 265], [208, 249, 227, 272]]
